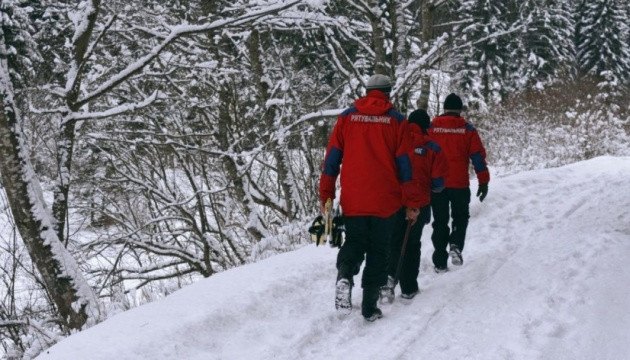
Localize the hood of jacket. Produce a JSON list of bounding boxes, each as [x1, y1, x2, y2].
[[353, 90, 393, 115], [409, 123, 429, 146]]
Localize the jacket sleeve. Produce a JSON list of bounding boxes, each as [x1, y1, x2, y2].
[[396, 121, 423, 208], [429, 141, 448, 192], [319, 116, 344, 202], [468, 128, 490, 185]]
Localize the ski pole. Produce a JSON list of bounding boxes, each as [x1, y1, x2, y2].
[[393, 220, 413, 285]]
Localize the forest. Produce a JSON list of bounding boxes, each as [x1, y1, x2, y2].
[[0, 0, 628, 358]]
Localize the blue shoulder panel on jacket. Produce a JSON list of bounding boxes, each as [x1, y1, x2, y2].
[[465, 123, 476, 131], [323, 147, 343, 177], [395, 154, 413, 183], [386, 109, 405, 123], [341, 106, 357, 116]]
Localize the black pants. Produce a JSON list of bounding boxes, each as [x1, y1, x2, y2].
[[336, 214, 396, 289], [387, 207, 428, 295], [431, 188, 471, 268]]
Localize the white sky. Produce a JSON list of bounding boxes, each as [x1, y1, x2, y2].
[[36, 156, 630, 360]]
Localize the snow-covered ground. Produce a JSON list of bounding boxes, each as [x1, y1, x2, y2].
[[36, 156, 630, 360]]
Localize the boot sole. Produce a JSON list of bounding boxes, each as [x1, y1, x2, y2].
[[434, 266, 449, 273], [400, 290, 419, 300], [379, 287, 395, 304], [449, 250, 463, 266], [363, 312, 383, 322], [335, 280, 352, 315]]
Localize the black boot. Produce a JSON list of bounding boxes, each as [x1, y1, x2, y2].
[[361, 287, 383, 322]]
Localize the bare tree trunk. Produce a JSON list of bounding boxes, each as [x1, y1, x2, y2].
[[0, 225, 26, 354], [0, 11, 98, 330], [0, 101, 93, 330], [214, 88, 265, 241], [417, 1, 435, 110], [247, 29, 295, 219], [52, 0, 101, 245], [202, 0, 268, 241], [369, 1, 388, 75], [52, 120, 77, 246], [389, 0, 400, 75]]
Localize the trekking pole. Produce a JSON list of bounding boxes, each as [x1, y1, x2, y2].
[[393, 220, 413, 284]]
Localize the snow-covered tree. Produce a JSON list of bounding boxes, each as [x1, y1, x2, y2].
[[575, 0, 630, 86], [451, 0, 517, 109], [0, 0, 304, 340], [0, 1, 628, 357], [64, 0, 329, 289], [510, 0, 575, 92], [0, 0, 100, 331]]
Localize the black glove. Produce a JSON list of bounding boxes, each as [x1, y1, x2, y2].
[[476, 183, 488, 202], [308, 215, 325, 245]]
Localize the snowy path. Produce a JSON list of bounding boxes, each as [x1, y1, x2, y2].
[[38, 156, 630, 360]]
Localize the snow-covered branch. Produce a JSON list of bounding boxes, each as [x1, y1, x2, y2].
[[396, 33, 450, 91], [75, 0, 302, 108], [63, 91, 159, 123], [0, 319, 26, 328]]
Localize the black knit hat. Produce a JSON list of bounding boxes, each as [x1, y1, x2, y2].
[[408, 109, 431, 132], [443, 93, 463, 111]]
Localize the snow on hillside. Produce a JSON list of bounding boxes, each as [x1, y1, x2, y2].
[[36, 156, 630, 360]]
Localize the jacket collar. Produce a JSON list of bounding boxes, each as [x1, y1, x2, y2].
[[439, 111, 462, 117], [354, 90, 393, 115]]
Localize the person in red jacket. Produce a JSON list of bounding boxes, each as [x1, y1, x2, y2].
[[319, 74, 422, 321], [380, 109, 448, 302], [428, 93, 489, 272]]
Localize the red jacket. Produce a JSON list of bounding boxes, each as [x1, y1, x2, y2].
[[408, 124, 449, 208], [428, 113, 490, 188], [319, 91, 421, 217]]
